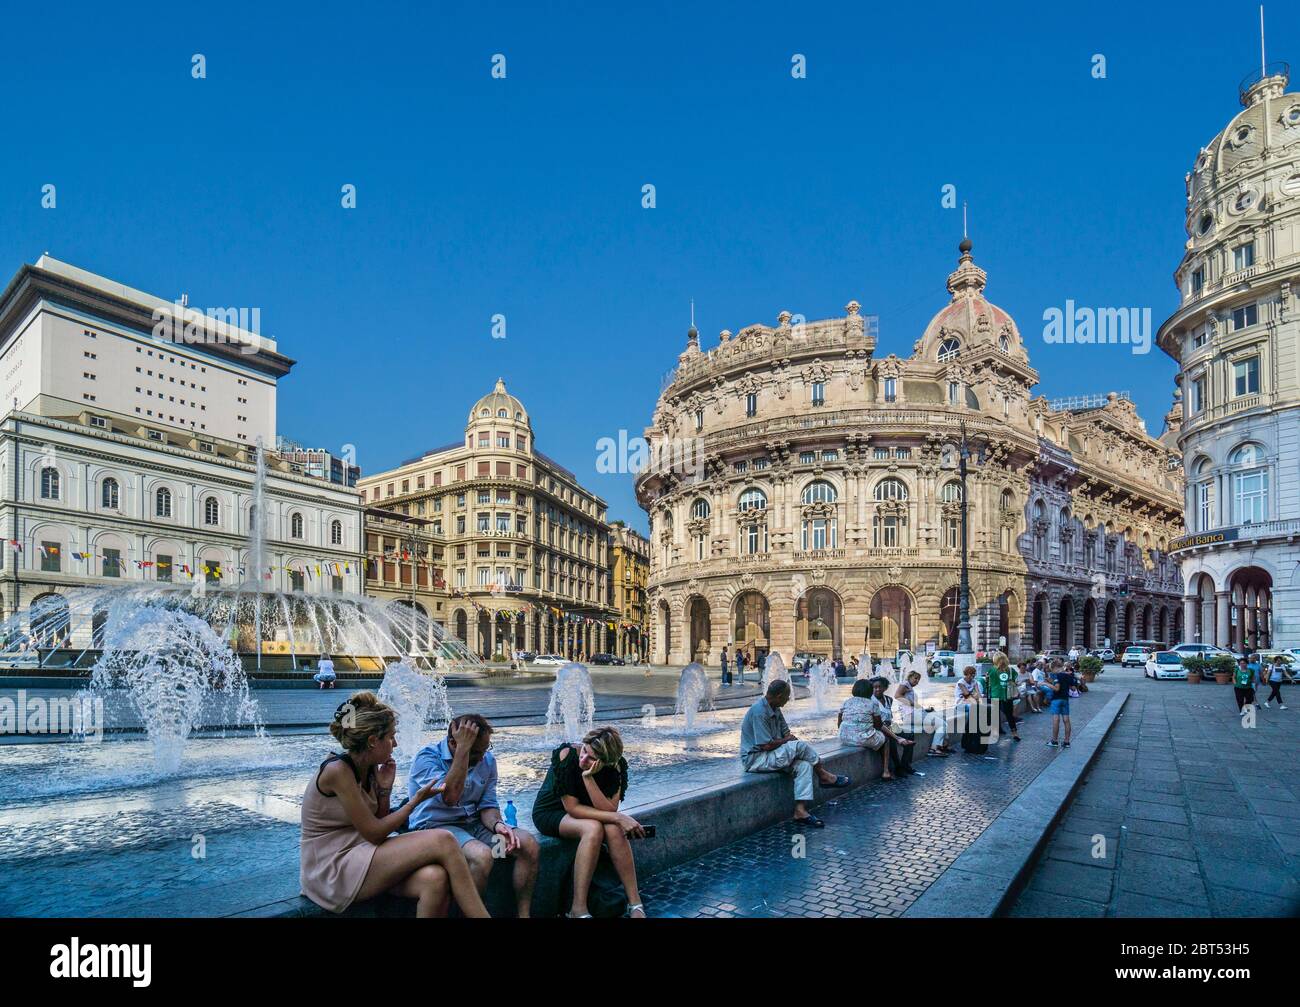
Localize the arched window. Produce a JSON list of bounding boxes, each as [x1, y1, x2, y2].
[[690, 498, 711, 520], [940, 481, 962, 503], [999, 334, 1010, 353], [873, 478, 907, 502], [204, 497, 220, 526], [101, 478, 119, 509], [1229, 443, 1268, 523], [40, 466, 60, 500], [738, 487, 768, 512], [330, 519, 343, 545], [938, 337, 961, 362], [802, 480, 839, 505], [1000, 490, 1015, 552], [291, 512, 305, 539], [1032, 500, 1047, 562], [155, 487, 172, 518], [1192, 456, 1215, 532]]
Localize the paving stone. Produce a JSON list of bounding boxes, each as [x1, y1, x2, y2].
[[1007, 889, 1106, 918], [1026, 859, 1115, 904], [1112, 890, 1210, 917]]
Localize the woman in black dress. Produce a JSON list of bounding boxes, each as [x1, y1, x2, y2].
[[531, 726, 645, 917]]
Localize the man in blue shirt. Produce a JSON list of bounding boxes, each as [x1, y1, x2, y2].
[[408, 714, 539, 916], [740, 680, 849, 828]]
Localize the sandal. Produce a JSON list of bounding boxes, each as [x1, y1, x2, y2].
[[824, 774, 851, 788], [565, 911, 593, 918], [793, 813, 825, 828], [627, 903, 647, 918]]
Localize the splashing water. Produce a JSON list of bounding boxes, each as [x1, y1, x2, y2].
[[857, 649, 872, 679], [674, 662, 714, 730], [376, 661, 452, 765], [878, 658, 896, 685], [808, 660, 839, 714], [545, 663, 595, 743], [80, 601, 262, 774], [761, 652, 790, 694]]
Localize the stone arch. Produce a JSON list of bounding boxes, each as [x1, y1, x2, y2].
[[687, 594, 712, 664], [796, 585, 843, 660], [29, 592, 70, 648], [868, 584, 915, 657]]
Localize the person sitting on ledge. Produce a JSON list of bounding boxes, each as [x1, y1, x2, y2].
[[839, 678, 915, 779], [895, 669, 952, 756], [408, 714, 540, 918], [300, 692, 489, 918], [742, 679, 850, 828], [531, 726, 647, 918], [1017, 663, 1044, 713], [313, 653, 337, 690]]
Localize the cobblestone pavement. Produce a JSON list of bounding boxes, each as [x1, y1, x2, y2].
[[1008, 667, 1300, 918], [638, 685, 1107, 918]]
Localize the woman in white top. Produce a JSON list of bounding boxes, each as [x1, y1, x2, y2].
[[839, 678, 914, 779], [895, 670, 951, 756]]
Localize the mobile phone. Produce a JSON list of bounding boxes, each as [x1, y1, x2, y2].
[[640, 825, 657, 838]]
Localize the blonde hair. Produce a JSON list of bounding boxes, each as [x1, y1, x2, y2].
[[993, 652, 1010, 673], [583, 726, 624, 767], [329, 691, 396, 753]]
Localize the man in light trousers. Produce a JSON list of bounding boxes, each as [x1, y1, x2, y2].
[[740, 679, 850, 828]]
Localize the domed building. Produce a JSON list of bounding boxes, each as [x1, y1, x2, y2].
[[636, 244, 1185, 667], [1157, 63, 1300, 650]]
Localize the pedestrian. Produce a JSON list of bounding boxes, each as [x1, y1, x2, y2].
[[1262, 656, 1292, 709], [988, 652, 1021, 742], [736, 650, 748, 685], [1233, 656, 1257, 713], [720, 645, 731, 686], [1045, 659, 1075, 748]]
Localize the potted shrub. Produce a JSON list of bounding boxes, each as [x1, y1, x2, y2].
[[1183, 655, 1206, 684], [1078, 655, 1102, 683], [1210, 654, 1236, 685]]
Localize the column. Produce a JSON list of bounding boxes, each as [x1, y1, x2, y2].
[[1215, 591, 1231, 650], [1182, 596, 1196, 645], [489, 613, 497, 659]]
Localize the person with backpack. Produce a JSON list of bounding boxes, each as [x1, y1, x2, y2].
[[1262, 656, 1292, 710], [1045, 659, 1076, 749], [988, 652, 1022, 742]]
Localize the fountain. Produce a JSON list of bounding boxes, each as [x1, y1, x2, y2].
[[878, 658, 896, 684], [808, 659, 839, 714], [78, 599, 261, 773], [545, 662, 595, 743], [674, 662, 714, 730], [377, 659, 452, 763], [856, 649, 872, 679], [760, 652, 790, 693]]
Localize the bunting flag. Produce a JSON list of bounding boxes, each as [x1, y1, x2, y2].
[[8, 540, 22, 553]]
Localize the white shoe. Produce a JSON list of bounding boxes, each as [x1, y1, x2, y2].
[[1263, 702, 1271, 708], [1280, 704, 1289, 710]]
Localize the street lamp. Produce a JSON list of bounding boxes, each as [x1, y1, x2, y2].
[[943, 421, 989, 674]]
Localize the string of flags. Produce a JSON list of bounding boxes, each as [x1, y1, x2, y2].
[[7, 537, 354, 581]]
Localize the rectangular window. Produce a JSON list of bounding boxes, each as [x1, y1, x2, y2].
[[695, 410, 703, 431], [477, 461, 490, 476], [745, 392, 757, 417], [290, 570, 305, 592], [477, 513, 490, 532], [1234, 470, 1268, 524], [1233, 356, 1260, 396], [157, 554, 172, 582], [1190, 376, 1205, 414], [1196, 481, 1214, 533], [1232, 303, 1258, 330], [1191, 268, 1204, 294], [498, 433, 510, 448], [948, 381, 960, 404], [811, 382, 825, 406], [799, 451, 816, 464], [204, 560, 220, 585], [41, 541, 60, 573], [1234, 242, 1255, 271], [103, 548, 122, 578], [884, 377, 897, 403]]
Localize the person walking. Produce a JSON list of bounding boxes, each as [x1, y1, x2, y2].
[[720, 646, 731, 686], [1262, 656, 1292, 710], [1045, 660, 1076, 748], [736, 649, 748, 685], [1233, 656, 1258, 714], [988, 652, 1021, 742]]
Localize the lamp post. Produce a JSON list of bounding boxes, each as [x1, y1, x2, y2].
[[946, 421, 988, 674]]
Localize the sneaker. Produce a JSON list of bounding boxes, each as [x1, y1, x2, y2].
[[1046, 740, 1059, 748], [1264, 701, 1271, 708], [1063, 741, 1071, 748], [1281, 704, 1289, 710]]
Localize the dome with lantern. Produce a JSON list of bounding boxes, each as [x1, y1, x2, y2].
[[467, 377, 531, 430], [912, 238, 1027, 366]]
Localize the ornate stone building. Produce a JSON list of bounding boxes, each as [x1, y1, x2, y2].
[[610, 521, 650, 660], [358, 379, 617, 660], [1157, 64, 1300, 651], [636, 243, 1185, 667]]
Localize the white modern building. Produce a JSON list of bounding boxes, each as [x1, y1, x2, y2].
[[0, 256, 364, 623], [1157, 63, 1300, 650]]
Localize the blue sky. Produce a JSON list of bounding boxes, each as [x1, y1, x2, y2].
[[2, 0, 1289, 532]]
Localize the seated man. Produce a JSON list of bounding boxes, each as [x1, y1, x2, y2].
[[408, 714, 539, 917], [740, 680, 849, 828]]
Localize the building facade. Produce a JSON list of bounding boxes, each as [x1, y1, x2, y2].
[[277, 436, 360, 487], [636, 245, 1185, 667], [1157, 65, 1300, 651], [358, 379, 617, 660], [0, 258, 364, 624], [610, 521, 650, 660]]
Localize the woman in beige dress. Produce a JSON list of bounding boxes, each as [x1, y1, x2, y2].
[[300, 691, 489, 917]]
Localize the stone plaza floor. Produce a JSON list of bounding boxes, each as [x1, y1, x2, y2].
[[1008, 667, 1300, 917]]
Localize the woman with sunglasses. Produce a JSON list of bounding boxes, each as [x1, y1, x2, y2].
[[300, 692, 490, 917], [531, 725, 646, 917]]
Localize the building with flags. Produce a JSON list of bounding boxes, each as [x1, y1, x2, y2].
[[358, 378, 618, 660], [610, 521, 650, 661], [0, 256, 364, 617]]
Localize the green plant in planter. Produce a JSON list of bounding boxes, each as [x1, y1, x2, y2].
[[1182, 655, 1209, 678], [1078, 655, 1102, 678], [1209, 654, 1237, 679]]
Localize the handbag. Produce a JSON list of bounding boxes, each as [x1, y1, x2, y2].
[[559, 848, 628, 918]]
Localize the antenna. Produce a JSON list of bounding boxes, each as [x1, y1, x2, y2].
[[1261, 5, 1266, 77], [962, 201, 969, 239], [689, 298, 695, 328]]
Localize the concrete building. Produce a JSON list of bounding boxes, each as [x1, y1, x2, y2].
[[636, 245, 1185, 667], [610, 521, 650, 660], [1157, 64, 1300, 651], [277, 436, 360, 487], [358, 379, 617, 660], [362, 506, 449, 637], [0, 256, 364, 622]]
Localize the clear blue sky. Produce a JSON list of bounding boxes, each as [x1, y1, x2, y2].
[[3, 0, 1288, 533]]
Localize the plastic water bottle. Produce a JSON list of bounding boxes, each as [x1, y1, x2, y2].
[[504, 800, 517, 827]]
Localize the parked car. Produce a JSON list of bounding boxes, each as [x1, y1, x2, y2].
[[1120, 646, 1147, 668], [928, 650, 956, 676], [1037, 649, 1069, 664], [532, 654, 566, 666], [1171, 643, 1234, 659], [1145, 651, 1188, 680], [1089, 647, 1116, 663], [1252, 650, 1297, 667], [791, 651, 821, 674], [515, 651, 536, 663], [590, 653, 624, 666]]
